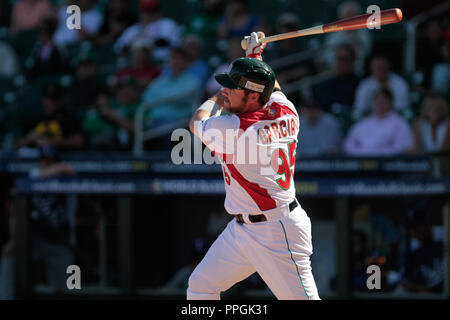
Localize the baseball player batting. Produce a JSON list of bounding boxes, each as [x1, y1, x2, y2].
[[187, 32, 320, 300]]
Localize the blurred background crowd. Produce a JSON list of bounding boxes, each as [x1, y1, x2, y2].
[[0, 0, 448, 155], [0, 0, 449, 300]]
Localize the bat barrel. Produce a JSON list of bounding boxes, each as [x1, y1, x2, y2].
[[323, 8, 402, 33]]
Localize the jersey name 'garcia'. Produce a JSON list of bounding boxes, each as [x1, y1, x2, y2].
[[195, 91, 299, 215]]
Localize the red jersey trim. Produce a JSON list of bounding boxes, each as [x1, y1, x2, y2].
[[223, 161, 277, 212]]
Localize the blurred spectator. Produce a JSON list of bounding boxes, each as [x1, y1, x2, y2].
[[320, 1, 372, 76], [141, 47, 201, 131], [17, 84, 84, 150], [10, 0, 53, 36], [114, 0, 180, 62], [265, 13, 312, 86], [412, 94, 450, 153], [218, 0, 264, 40], [66, 51, 109, 112], [182, 34, 210, 87], [0, 41, 20, 77], [183, 0, 223, 44], [313, 44, 361, 113], [114, 0, 155, 54], [416, 19, 445, 86], [28, 16, 69, 79], [114, 38, 161, 92], [430, 40, 450, 97], [93, 0, 135, 46], [82, 79, 141, 150], [399, 208, 444, 293], [298, 96, 342, 157], [205, 37, 243, 97], [0, 147, 77, 299], [268, 13, 302, 57], [354, 55, 410, 116], [344, 88, 414, 156], [53, 0, 104, 47]]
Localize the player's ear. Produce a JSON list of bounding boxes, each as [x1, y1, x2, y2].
[[249, 91, 260, 103]]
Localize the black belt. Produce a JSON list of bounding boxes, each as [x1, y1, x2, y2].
[[235, 199, 298, 224]]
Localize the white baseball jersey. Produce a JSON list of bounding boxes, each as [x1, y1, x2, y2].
[[195, 91, 299, 215]]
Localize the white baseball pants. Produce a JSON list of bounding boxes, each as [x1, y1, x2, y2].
[[187, 205, 320, 300]]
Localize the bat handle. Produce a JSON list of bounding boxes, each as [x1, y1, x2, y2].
[[241, 32, 266, 51]]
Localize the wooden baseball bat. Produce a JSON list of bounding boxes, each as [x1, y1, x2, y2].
[[241, 8, 403, 50]]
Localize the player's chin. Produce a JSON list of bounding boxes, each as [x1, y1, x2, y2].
[[225, 106, 240, 114], [225, 103, 244, 114]]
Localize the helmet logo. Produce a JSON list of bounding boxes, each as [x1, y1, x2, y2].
[[244, 81, 265, 93]]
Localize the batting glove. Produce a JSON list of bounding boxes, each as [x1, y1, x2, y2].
[[244, 31, 266, 59]]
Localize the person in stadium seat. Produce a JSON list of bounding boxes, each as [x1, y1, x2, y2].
[[412, 94, 450, 153], [10, 0, 53, 36], [416, 18, 445, 88], [141, 47, 201, 133], [114, 38, 161, 93], [82, 78, 141, 150], [313, 44, 361, 114], [66, 52, 110, 113], [353, 55, 410, 116], [217, 0, 265, 40], [17, 84, 84, 151], [91, 0, 135, 46], [114, 0, 181, 63], [183, 0, 223, 45], [320, 1, 372, 76], [298, 95, 342, 157], [53, 0, 104, 47], [344, 88, 414, 156], [430, 40, 450, 98], [182, 34, 211, 87]]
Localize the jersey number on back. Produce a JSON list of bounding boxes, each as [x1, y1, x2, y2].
[[271, 141, 296, 190]]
